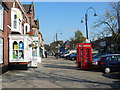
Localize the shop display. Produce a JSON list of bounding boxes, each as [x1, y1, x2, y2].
[[13, 41, 24, 59]]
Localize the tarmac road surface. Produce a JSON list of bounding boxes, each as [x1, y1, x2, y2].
[[2, 56, 120, 89]]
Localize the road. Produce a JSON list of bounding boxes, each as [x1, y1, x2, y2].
[[2, 56, 120, 88]]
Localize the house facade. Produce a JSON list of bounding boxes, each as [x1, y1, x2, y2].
[[23, 3, 44, 62], [0, 2, 9, 74], [5, 1, 33, 69], [91, 36, 120, 54], [0, 0, 44, 73]]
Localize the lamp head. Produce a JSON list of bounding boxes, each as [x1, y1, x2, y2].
[[81, 20, 84, 23], [94, 13, 97, 16]]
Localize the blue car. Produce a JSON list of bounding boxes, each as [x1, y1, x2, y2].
[[98, 54, 120, 73]]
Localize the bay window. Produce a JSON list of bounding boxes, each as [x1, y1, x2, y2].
[[11, 8, 22, 34], [13, 41, 24, 59]]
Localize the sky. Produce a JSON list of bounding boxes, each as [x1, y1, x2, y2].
[[21, 2, 112, 44]]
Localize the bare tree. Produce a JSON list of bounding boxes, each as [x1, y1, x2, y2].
[[93, 1, 120, 53]]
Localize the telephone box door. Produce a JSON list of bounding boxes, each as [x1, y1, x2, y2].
[[82, 44, 92, 69]]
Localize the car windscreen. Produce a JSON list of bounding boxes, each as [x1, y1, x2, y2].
[[117, 55, 120, 61]]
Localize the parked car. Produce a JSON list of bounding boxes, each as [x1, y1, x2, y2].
[[69, 53, 77, 60], [98, 54, 120, 73], [63, 50, 76, 58], [92, 53, 109, 68], [66, 53, 77, 60], [60, 51, 69, 58]]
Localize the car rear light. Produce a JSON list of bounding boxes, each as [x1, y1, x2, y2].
[[98, 57, 104, 65]]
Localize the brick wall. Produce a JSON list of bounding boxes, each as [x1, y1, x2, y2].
[[0, 2, 9, 74]]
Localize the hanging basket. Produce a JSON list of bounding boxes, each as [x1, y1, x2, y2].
[[26, 31, 34, 37], [29, 44, 34, 47], [29, 43, 38, 49]]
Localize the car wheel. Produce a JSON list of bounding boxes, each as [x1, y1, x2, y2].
[[104, 67, 111, 73], [71, 57, 75, 61], [66, 56, 68, 59]]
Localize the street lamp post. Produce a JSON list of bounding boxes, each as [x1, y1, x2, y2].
[[55, 30, 62, 59], [81, 7, 97, 43]]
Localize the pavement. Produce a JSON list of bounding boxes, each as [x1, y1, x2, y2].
[[1, 56, 120, 88]]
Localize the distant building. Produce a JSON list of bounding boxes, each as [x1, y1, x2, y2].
[[91, 36, 120, 54]]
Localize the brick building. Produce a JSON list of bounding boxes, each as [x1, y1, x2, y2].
[[0, 1, 44, 73], [0, 2, 9, 74], [23, 3, 44, 60]]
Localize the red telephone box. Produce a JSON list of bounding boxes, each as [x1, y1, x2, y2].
[[77, 43, 92, 69]]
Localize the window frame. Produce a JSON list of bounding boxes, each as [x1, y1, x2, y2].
[[11, 8, 23, 34], [111, 56, 118, 61], [117, 55, 120, 61], [106, 56, 112, 62], [0, 38, 4, 64], [24, 23, 30, 35], [13, 14, 17, 29], [0, 3, 4, 31]]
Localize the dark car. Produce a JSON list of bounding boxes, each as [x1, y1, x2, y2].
[[70, 53, 77, 60], [98, 54, 120, 73], [92, 53, 109, 68]]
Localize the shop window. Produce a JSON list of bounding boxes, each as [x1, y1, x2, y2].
[[13, 41, 18, 49], [0, 38, 3, 64], [0, 4, 3, 30], [19, 41, 24, 49], [13, 41, 24, 59]]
